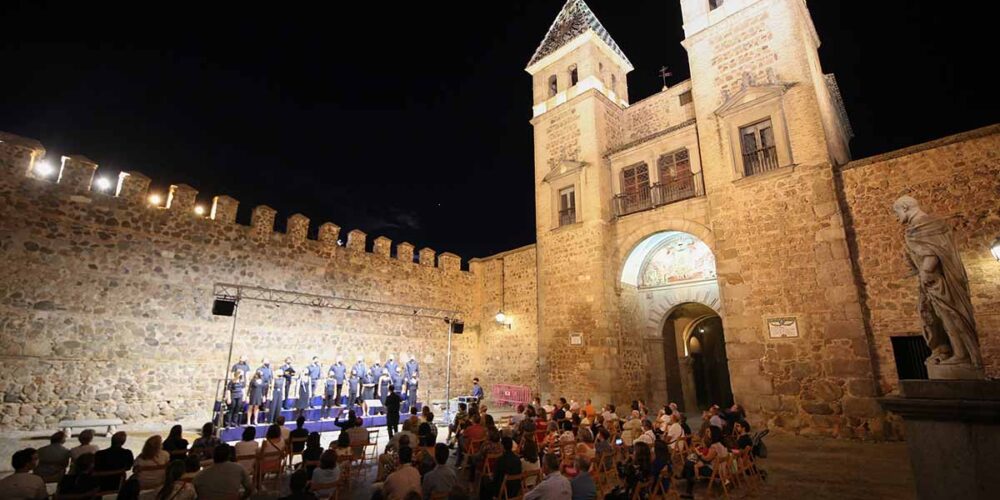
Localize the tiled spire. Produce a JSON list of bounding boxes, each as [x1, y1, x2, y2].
[[528, 0, 631, 67]]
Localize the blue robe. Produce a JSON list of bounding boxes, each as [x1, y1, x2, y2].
[[330, 363, 346, 384], [405, 360, 419, 381], [384, 360, 399, 377], [295, 378, 311, 410]]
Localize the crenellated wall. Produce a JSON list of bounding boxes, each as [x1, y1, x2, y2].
[[0, 131, 502, 430]]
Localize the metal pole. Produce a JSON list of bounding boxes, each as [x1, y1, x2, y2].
[[218, 302, 239, 429], [444, 319, 453, 423]]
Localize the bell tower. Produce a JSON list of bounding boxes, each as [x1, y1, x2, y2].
[[526, 0, 633, 404]]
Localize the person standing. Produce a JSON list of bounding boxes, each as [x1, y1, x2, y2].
[[307, 357, 323, 402], [322, 372, 337, 419], [231, 355, 250, 379], [269, 368, 286, 423], [405, 373, 419, 412], [471, 377, 484, 401], [258, 358, 273, 408], [370, 362, 384, 400], [295, 374, 311, 419], [329, 358, 347, 406], [351, 357, 367, 401], [378, 369, 391, 409], [247, 370, 265, 425], [385, 384, 402, 439], [280, 357, 296, 409], [390, 364, 404, 400], [226, 370, 246, 428], [404, 356, 419, 382], [384, 356, 399, 380], [362, 367, 376, 401]]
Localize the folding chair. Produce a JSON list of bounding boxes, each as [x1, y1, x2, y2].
[[498, 471, 528, 500], [366, 429, 381, 463], [287, 436, 308, 468], [631, 478, 653, 500], [92, 469, 126, 497], [650, 465, 681, 500], [704, 455, 734, 499], [236, 452, 258, 475], [256, 448, 285, 490]]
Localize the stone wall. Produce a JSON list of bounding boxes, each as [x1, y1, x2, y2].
[[840, 125, 1000, 393], [0, 133, 485, 430], [621, 81, 695, 146]]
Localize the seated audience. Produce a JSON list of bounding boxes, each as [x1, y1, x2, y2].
[[162, 424, 189, 455], [666, 413, 685, 451], [191, 422, 221, 460], [422, 443, 457, 499], [570, 456, 596, 500], [262, 424, 286, 458], [94, 431, 134, 492], [382, 446, 420, 500], [402, 406, 420, 434], [333, 431, 353, 459], [520, 438, 541, 475], [35, 431, 71, 480], [280, 469, 317, 500], [0, 448, 47, 499], [301, 431, 323, 474], [234, 426, 260, 474], [69, 429, 99, 471], [651, 440, 673, 494], [276, 415, 291, 443], [57, 452, 98, 499], [682, 426, 729, 498], [525, 453, 571, 500], [594, 428, 613, 471], [310, 450, 341, 498], [181, 455, 201, 481], [618, 441, 651, 500], [156, 460, 195, 500], [635, 419, 656, 446], [193, 443, 256, 499], [483, 436, 522, 499], [289, 416, 310, 453], [133, 435, 170, 490]]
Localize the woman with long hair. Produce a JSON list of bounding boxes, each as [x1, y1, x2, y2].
[[162, 424, 188, 455], [681, 425, 729, 498], [247, 369, 265, 425], [133, 435, 169, 490], [618, 440, 652, 499], [156, 460, 195, 500]]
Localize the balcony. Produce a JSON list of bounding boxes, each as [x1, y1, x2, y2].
[[558, 207, 576, 226], [742, 146, 780, 177], [612, 171, 705, 218]]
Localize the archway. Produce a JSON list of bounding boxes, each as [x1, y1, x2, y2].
[[619, 230, 730, 411], [667, 307, 734, 410]]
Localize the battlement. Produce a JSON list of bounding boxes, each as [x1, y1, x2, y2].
[[0, 130, 471, 274]]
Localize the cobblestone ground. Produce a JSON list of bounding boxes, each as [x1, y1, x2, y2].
[[0, 421, 914, 499]]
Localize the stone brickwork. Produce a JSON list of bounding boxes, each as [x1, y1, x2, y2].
[[841, 125, 1000, 393], [0, 135, 488, 431], [622, 81, 695, 146]]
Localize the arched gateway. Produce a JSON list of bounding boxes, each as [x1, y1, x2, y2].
[[620, 231, 733, 411]]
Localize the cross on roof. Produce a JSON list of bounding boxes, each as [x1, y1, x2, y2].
[[659, 66, 673, 90]]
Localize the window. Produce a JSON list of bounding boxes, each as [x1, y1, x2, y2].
[[614, 163, 651, 216], [558, 186, 576, 226], [739, 118, 779, 176], [657, 149, 691, 182], [891, 336, 932, 380], [569, 65, 579, 86], [709, 0, 724, 11], [548, 75, 558, 98], [679, 90, 693, 106], [656, 149, 698, 204]]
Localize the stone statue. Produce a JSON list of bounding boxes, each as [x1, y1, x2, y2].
[[893, 196, 983, 379]]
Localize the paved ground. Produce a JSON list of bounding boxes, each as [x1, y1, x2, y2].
[[1, 416, 915, 499]]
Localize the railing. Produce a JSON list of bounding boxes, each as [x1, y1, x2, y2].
[[558, 208, 576, 226], [612, 171, 705, 218], [490, 384, 532, 408], [742, 146, 780, 177]]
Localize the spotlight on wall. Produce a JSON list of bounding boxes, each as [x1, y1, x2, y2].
[[148, 193, 163, 206], [33, 161, 55, 178], [992, 237, 1000, 262], [495, 310, 506, 324], [94, 177, 112, 191], [194, 205, 206, 216]]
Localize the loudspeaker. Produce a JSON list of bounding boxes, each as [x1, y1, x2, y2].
[[451, 321, 464, 334], [212, 298, 237, 316]]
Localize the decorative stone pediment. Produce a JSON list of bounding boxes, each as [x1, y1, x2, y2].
[[542, 159, 588, 183], [715, 82, 795, 118]]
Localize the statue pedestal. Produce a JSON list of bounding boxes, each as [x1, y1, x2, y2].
[[926, 362, 984, 380], [878, 380, 1000, 500]]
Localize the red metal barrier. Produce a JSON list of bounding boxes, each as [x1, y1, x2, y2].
[[491, 384, 532, 407]]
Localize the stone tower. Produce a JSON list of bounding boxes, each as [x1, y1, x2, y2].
[[525, 0, 633, 403]]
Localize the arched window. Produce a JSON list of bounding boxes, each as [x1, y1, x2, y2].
[[569, 65, 579, 86], [548, 75, 558, 97]]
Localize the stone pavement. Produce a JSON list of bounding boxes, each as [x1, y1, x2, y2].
[[0, 421, 915, 499]]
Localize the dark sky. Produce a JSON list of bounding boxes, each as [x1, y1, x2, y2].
[[1, 1, 994, 261]]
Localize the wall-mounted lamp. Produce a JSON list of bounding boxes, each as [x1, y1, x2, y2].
[[991, 237, 1000, 262], [495, 257, 512, 329]]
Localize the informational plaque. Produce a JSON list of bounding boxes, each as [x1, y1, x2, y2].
[[570, 332, 583, 345], [767, 317, 799, 339]]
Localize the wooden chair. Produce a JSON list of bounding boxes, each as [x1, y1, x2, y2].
[[236, 452, 258, 475], [92, 469, 127, 497], [522, 469, 542, 490], [631, 478, 654, 500], [256, 447, 285, 490], [134, 462, 169, 491], [701, 454, 734, 499], [365, 429, 381, 463], [287, 436, 308, 468], [308, 479, 340, 499], [169, 449, 189, 461], [497, 472, 535, 500], [733, 447, 762, 492], [650, 465, 681, 500]]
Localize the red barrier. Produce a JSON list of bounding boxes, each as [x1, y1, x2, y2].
[[491, 384, 532, 408]]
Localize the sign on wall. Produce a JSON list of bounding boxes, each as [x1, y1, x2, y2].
[[766, 317, 799, 339], [570, 332, 583, 345]]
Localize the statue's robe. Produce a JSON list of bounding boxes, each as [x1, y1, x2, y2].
[[903, 215, 981, 367]]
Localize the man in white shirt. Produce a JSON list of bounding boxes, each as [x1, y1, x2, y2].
[[69, 429, 99, 463], [525, 453, 571, 500], [382, 446, 420, 500], [622, 410, 643, 446], [708, 405, 725, 429], [0, 448, 47, 500], [666, 413, 685, 450]]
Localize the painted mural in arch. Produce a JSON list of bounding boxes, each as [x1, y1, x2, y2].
[[638, 233, 717, 288]]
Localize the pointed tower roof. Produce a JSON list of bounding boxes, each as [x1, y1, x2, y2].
[[528, 0, 632, 69]]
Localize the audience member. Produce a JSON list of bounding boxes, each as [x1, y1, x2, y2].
[[69, 429, 99, 469], [570, 456, 596, 500], [290, 416, 310, 453], [234, 426, 260, 474], [94, 431, 134, 492], [193, 443, 255, 499], [382, 446, 420, 500], [155, 460, 195, 500], [0, 448, 47, 499], [262, 424, 286, 458], [191, 422, 221, 460], [524, 452, 571, 500], [302, 431, 323, 475], [618, 441, 651, 500], [682, 425, 729, 498], [133, 435, 170, 490], [162, 424, 188, 454], [651, 439, 673, 494], [34, 431, 71, 480], [483, 436, 522, 499], [279, 468, 317, 500], [56, 451, 98, 499], [402, 406, 420, 434], [333, 431, 352, 458], [520, 438, 540, 475], [310, 450, 341, 498], [422, 443, 457, 499]]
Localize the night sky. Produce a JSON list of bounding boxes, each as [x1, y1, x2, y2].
[[1, 1, 994, 261]]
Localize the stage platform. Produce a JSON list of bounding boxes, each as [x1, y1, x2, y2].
[[217, 395, 421, 442]]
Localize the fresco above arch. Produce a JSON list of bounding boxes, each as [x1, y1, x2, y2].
[[639, 233, 717, 288]]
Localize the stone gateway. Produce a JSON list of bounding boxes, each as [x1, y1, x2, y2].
[[0, 0, 998, 439]]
